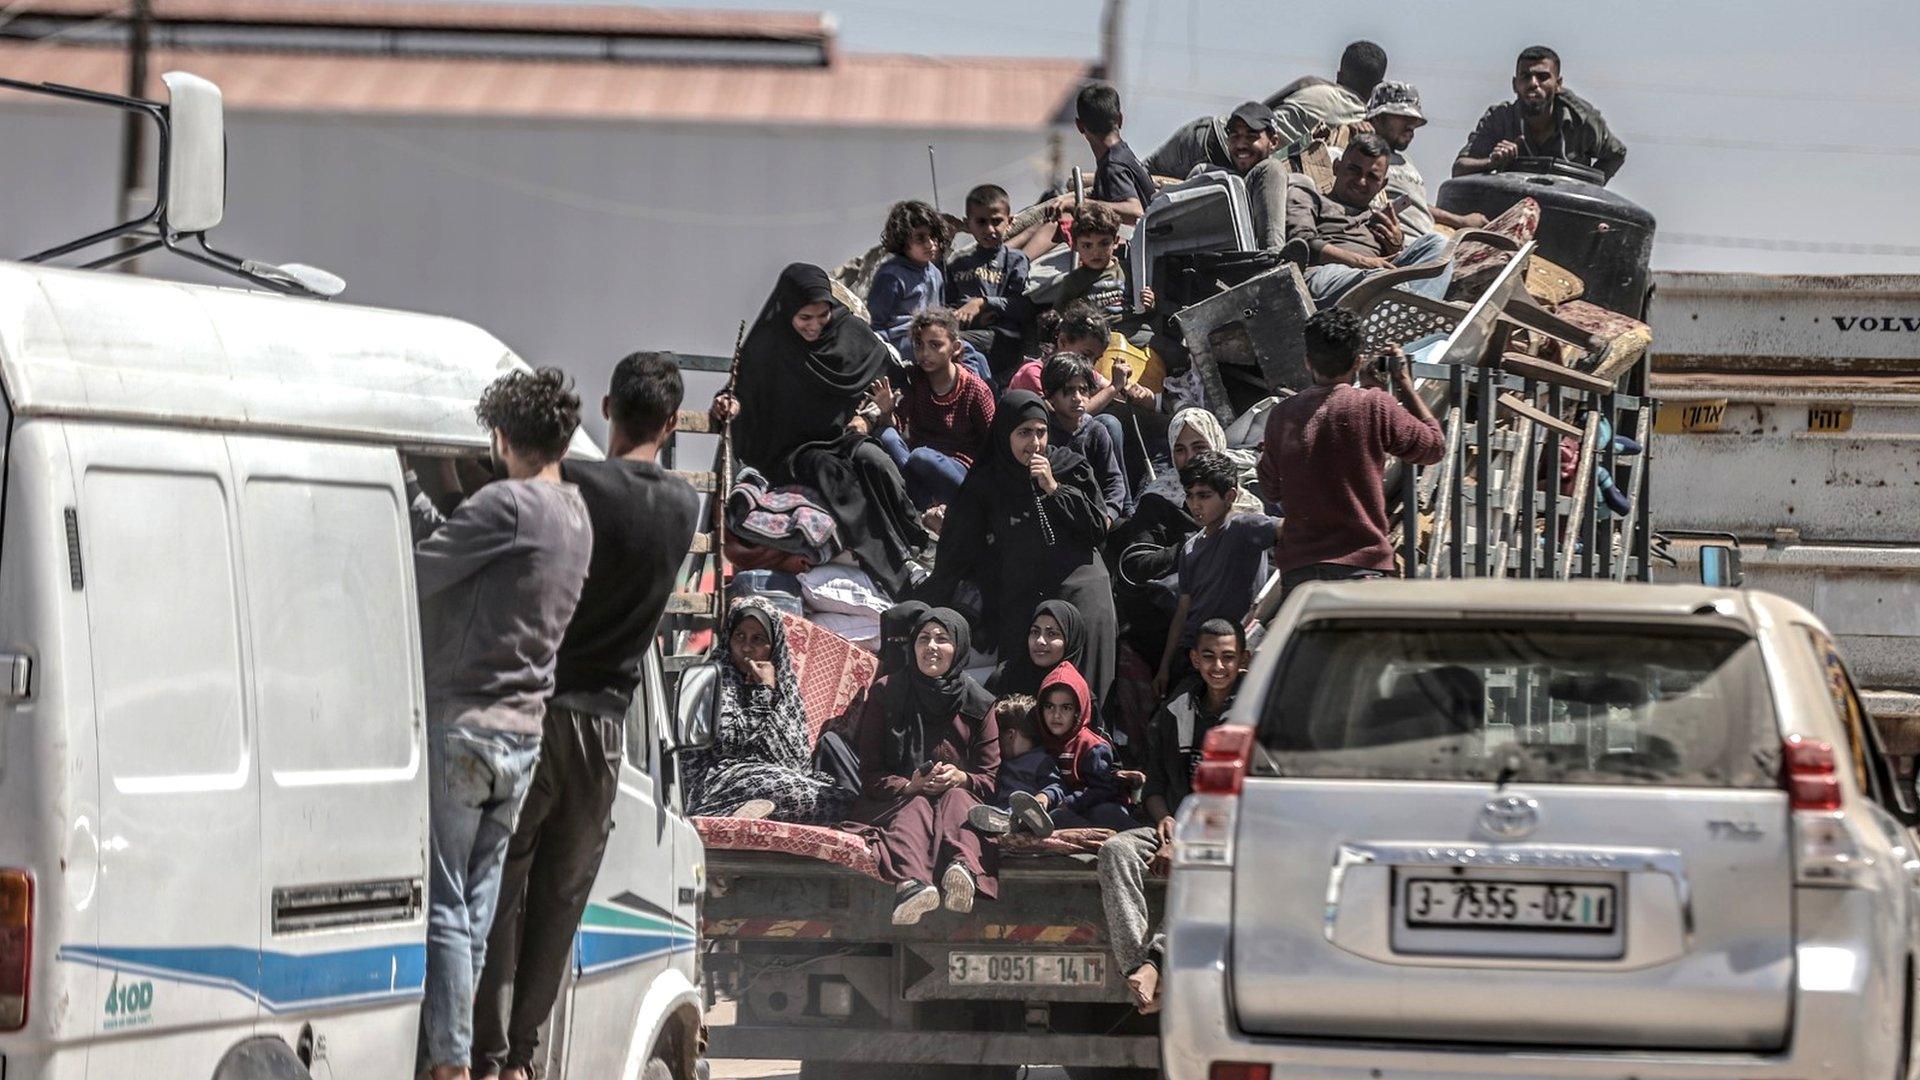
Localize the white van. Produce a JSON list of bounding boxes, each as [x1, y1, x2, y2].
[[0, 259, 711, 1079]]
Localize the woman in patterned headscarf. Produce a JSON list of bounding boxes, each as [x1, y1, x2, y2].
[[683, 597, 856, 824]]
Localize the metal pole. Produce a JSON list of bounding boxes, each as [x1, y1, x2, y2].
[[1448, 364, 1467, 580], [1519, 377, 1539, 578], [926, 145, 941, 214], [116, 0, 152, 225], [1474, 363, 1493, 578], [1099, 0, 1126, 85]]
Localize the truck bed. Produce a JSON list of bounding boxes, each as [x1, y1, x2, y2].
[[702, 847, 1165, 1071]]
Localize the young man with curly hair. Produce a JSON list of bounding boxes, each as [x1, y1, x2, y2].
[[868, 198, 953, 361], [471, 354, 701, 1080], [406, 366, 594, 1080]]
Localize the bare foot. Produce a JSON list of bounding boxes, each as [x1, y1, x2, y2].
[[1127, 962, 1162, 1015]]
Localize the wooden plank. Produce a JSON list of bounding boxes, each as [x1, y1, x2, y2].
[[687, 532, 713, 555], [1499, 353, 1614, 395], [1496, 393, 1584, 440], [675, 410, 717, 434]]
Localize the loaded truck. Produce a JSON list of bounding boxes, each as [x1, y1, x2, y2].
[[698, 160, 1670, 1075]]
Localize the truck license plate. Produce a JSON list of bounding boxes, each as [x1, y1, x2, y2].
[[1402, 878, 1617, 932], [947, 952, 1106, 987]]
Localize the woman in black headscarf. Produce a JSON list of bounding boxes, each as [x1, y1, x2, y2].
[[848, 608, 1000, 926], [714, 263, 928, 597], [918, 391, 1119, 707], [986, 598, 1088, 699]]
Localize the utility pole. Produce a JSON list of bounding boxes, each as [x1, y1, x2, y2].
[[1098, 0, 1125, 86], [116, 0, 152, 229]]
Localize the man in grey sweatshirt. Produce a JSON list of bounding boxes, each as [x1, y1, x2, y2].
[[408, 367, 593, 1080]]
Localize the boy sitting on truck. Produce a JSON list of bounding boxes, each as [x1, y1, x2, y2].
[[1155, 451, 1282, 696], [1100, 618, 1251, 1014], [967, 694, 1059, 838], [873, 308, 998, 511], [1041, 352, 1131, 524], [868, 199, 953, 362], [944, 183, 1031, 379]]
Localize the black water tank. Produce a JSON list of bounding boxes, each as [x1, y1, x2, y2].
[[1436, 160, 1656, 317]]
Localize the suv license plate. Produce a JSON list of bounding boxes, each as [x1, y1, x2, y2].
[[1402, 878, 1617, 932], [948, 952, 1106, 987]]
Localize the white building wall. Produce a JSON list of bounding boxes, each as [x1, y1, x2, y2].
[[0, 103, 1061, 435]]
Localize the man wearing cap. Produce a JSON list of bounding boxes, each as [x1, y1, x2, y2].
[[1346, 81, 1489, 238], [1454, 45, 1627, 182], [1223, 101, 1293, 251]]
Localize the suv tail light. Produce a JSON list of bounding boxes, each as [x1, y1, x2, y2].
[[1784, 736, 1866, 887], [0, 869, 29, 1031], [1784, 734, 1841, 811], [1176, 726, 1254, 870]]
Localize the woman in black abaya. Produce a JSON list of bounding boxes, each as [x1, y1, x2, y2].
[[918, 391, 1118, 706], [713, 263, 928, 597]]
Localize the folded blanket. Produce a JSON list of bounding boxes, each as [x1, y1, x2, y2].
[[727, 467, 842, 563]]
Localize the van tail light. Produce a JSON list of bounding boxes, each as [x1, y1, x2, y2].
[[1176, 726, 1255, 870], [1209, 1064, 1272, 1080], [1784, 736, 1866, 887], [0, 870, 29, 1031]]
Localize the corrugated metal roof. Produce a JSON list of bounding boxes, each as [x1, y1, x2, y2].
[[11, 0, 832, 42], [0, 41, 1088, 128]]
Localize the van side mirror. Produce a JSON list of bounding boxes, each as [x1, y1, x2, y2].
[[1699, 544, 1743, 588], [161, 72, 225, 234], [668, 663, 721, 754]]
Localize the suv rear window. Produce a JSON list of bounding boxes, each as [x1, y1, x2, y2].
[[1254, 621, 1778, 788]]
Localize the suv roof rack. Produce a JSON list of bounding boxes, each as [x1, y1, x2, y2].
[[0, 70, 344, 298]]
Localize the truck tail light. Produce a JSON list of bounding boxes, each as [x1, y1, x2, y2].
[[1209, 1063, 1272, 1080], [1177, 726, 1255, 870], [1784, 736, 1866, 887], [0, 869, 29, 1031]]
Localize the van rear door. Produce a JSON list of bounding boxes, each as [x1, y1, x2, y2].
[[230, 436, 427, 1073], [1230, 618, 1793, 1050], [65, 424, 263, 1070]]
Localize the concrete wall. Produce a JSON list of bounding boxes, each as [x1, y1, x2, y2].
[[0, 102, 1060, 436]]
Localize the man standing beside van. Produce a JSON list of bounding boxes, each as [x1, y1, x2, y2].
[[409, 368, 594, 1080], [473, 354, 701, 1080]]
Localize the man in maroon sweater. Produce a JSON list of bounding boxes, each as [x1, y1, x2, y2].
[[1258, 308, 1445, 601]]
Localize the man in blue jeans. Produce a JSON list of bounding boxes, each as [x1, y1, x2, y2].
[[408, 367, 594, 1080], [1284, 130, 1454, 307]]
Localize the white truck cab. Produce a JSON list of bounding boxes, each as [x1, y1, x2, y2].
[[0, 260, 709, 1079]]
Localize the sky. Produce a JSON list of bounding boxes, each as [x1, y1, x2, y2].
[[598, 0, 1920, 277]]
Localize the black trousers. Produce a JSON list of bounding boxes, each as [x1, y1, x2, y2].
[[472, 705, 623, 1075]]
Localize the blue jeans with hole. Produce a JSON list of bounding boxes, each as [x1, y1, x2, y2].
[[420, 722, 542, 1070], [1301, 230, 1453, 306], [876, 426, 970, 510]]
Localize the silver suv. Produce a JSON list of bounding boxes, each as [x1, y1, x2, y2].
[[1163, 581, 1920, 1079]]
